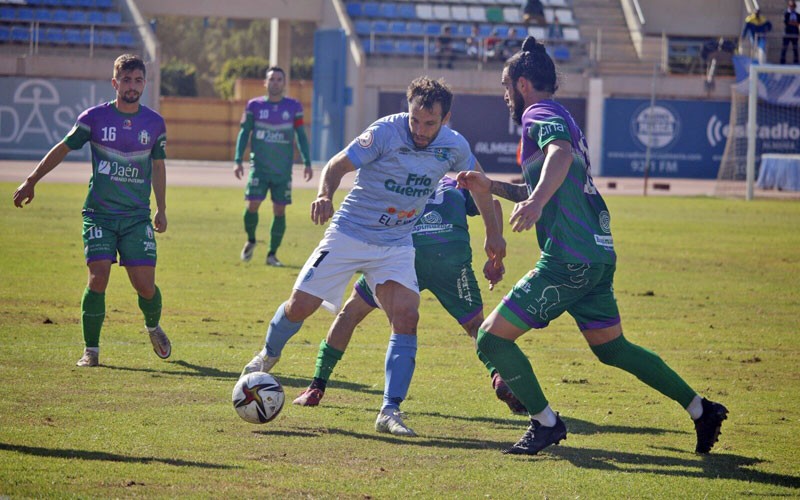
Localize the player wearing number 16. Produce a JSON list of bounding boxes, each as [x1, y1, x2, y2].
[[12, 54, 172, 368], [240, 76, 506, 436]]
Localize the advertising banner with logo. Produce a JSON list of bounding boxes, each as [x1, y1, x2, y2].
[[602, 98, 731, 179], [0, 77, 119, 161], [378, 92, 586, 174]]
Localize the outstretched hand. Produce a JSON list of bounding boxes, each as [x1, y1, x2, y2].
[[12, 181, 35, 208], [456, 170, 491, 194]]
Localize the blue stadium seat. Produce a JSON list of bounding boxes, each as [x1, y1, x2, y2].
[[27, 0, 47, 6], [389, 21, 406, 35], [398, 4, 416, 20], [78, 0, 95, 8], [455, 24, 472, 37], [11, 26, 30, 42], [478, 24, 493, 37], [52, 9, 69, 23], [34, 9, 52, 22], [0, 25, 10, 42], [425, 22, 442, 36], [362, 2, 380, 18], [96, 0, 115, 8], [116, 30, 135, 47], [43, 27, 66, 44], [372, 20, 389, 34], [87, 10, 105, 25], [0, 7, 15, 21], [16, 8, 35, 21], [494, 25, 510, 38], [80, 28, 94, 44], [379, 3, 398, 19], [346, 2, 362, 18], [61, 0, 81, 7], [64, 28, 82, 44], [376, 39, 395, 54], [551, 45, 570, 61], [407, 22, 424, 35], [396, 40, 413, 55], [104, 11, 122, 25], [68, 10, 87, 24], [413, 41, 427, 55], [97, 29, 115, 46], [361, 38, 372, 54], [354, 20, 371, 35]]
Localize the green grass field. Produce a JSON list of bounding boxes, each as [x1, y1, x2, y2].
[[1, 181, 799, 498]]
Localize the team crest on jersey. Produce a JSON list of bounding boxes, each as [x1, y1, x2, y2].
[[598, 210, 611, 233], [282, 110, 290, 120], [123, 119, 132, 130], [433, 148, 450, 162], [421, 211, 443, 224], [357, 130, 374, 148], [138, 130, 150, 145], [146, 225, 154, 239]]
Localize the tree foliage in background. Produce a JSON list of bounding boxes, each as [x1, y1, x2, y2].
[[214, 57, 270, 100], [154, 16, 314, 98], [160, 59, 198, 97]]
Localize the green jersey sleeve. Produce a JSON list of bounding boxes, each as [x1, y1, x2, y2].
[[527, 116, 572, 150], [63, 122, 91, 150]]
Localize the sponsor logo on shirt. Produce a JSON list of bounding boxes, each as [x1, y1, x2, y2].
[[536, 119, 567, 141], [138, 130, 150, 145], [123, 119, 132, 130], [357, 130, 374, 148], [256, 129, 289, 142], [384, 173, 434, 198], [433, 148, 450, 162], [97, 160, 144, 184], [594, 234, 614, 249]]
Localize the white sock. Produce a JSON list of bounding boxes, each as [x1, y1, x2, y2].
[[258, 347, 268, 359], [532, 405, 558, 427], [687, 395, 703, 420], [85, 347, 99, 354], [146, 325, 159, 333]]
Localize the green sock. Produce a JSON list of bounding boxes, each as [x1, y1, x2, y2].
[[476, 328, 548, 414], [81, 288, 105, 348], [244, 209, 258, 242], [590, 335, 697, 408], [476, 348, 498, 376], [138, 286, 162, 329], [269, 215, 286, 255], [313, 340, 345, 382]]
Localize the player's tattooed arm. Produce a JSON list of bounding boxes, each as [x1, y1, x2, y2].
[[490, 180, 528, 202]]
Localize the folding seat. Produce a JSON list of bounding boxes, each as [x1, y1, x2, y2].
[[346, 2, 362, 18], [362, 2, 380, 18], [34, 9, 51, 22], [372, 20, 389, 34], [416, 4, 433, 20], [380, 3, 398, 19], [11, 26, 31, 42], [117, 30, 135, 47], [87, 10, 105, 25], [68, 10, 87, 24], [16, 8, 35, 21], [64, 27, 82, 44], [52, 9, 69, 23], [0, 7, 15, 21], [105, 11, 122, 25], [407, 22, 424, 35], [432, 5, 450, 21], [562, 27, 579, 41], [397, 4, 416, 19], [354, 20, 371, 35], [503, 7, 521, 23], [468, 6, 486, 22], [389, 21, 407, 35], [396, 40, 413, 55], [0, 25, 10, 42], [424, 22, 441, 36], [451, 6, 469, 22]]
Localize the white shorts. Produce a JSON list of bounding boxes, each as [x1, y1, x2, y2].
[[294, 227, 419, 313]]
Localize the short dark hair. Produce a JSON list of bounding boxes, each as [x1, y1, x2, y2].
[[406, 76, 453, 117], [504, 36, 559, 94], [266, 66, 285, 78], [113, 54, 146, 79]]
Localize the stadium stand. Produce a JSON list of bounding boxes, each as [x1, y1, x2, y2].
[[0, 0, 138, 51], [344, 0, 585, 70]]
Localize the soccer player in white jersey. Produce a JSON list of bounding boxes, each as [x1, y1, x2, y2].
[[240, 77, 506, 436]]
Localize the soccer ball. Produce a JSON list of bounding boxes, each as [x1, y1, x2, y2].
[[232, 372, 285, 424]]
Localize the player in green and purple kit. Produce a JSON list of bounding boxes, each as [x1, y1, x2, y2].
[[234, 66, 312, 266], [12, 54, 171, 367], [457, 36, 728, 455], [292, 176, 525, 414]]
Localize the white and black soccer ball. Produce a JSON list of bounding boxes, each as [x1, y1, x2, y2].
[[232, 372, 285, 424]]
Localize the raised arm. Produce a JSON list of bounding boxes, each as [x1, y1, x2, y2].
[[311, 150, 356, 225], [13, 141, 71, 207]]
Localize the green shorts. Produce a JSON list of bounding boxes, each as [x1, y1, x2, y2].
[[354, 242, 483, 325], [496, 261, 620, 331], [82, 216, 157, 267], [245, 167, 292, 205]]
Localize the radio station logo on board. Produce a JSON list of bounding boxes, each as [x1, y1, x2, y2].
[[631, 104, 680, 149]]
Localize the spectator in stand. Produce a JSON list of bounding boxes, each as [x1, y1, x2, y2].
[[781, 0, 799, 64], [522, 0, 546, 26], [466, 23, 483, 59], [485, 28, 502, 61], [437, 25, 456, 69], [742, 9, 772, 53], [499, 27, 524, 60], [548, 14, 564, 41]]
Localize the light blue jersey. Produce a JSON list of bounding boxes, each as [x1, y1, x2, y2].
[[332, 113, 477, 246]]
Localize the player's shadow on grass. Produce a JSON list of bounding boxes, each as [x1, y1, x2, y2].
[[547, 445, 800, 489], [0, 442, 238, 470]]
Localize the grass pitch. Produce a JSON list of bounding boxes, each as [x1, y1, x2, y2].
[[1, 182, 799, 498]]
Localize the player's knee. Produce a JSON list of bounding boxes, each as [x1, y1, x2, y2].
[[590, 335, 628, 366], [389, 305, 419, 333]]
